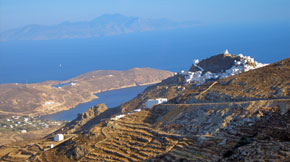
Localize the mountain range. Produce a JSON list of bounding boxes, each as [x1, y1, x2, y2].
[[0, 14, 199, 41]]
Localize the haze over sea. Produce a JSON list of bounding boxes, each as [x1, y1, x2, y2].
[[0, 23, 289, 84]]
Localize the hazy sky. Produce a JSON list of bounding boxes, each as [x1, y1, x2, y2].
[[0, 0, 289, 32]]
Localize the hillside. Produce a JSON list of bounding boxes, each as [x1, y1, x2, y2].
[[0, 68, 173, 118], [0, 54, 289, 161], [177, 57, 289, 103], [120, 53, 270, 112]]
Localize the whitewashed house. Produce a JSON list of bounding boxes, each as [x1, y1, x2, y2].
[[20, 130, 27, 133], [54, 134, 64, 141], [111, 114, 126, 120], [45, 101, 55, 105], [145, 98, 168, 108]]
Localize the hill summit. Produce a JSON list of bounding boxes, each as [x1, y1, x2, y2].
[[183, 50, 267, 85]]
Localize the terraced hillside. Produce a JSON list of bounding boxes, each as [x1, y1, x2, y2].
[[1, 98, 287, 161], [0, 109, 180, 162], [0, 55, 289, 161], [149, 99, 290, 161]]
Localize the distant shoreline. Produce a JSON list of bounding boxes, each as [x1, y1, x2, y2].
[[42, 84, 152, 121], [0, 68, 174, 118], [41, 81, 160, 117]]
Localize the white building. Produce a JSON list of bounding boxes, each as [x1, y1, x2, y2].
[[45, 101, 55, 105], [20, 130, 27, 133], [145, 98, 168, 108], [133, 109, 141, 112], [111, 114, 126, 120], [54, 134, 64, 141]]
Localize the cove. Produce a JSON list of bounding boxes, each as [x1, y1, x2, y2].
[[42, 85, 149, 121]]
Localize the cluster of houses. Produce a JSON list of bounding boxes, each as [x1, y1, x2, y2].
[[181, 50, 267, 85], [0, 116, 64, 133]]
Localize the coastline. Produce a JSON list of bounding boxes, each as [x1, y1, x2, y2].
[[0, 68, 174, 118], [37, 82, 157, 117]]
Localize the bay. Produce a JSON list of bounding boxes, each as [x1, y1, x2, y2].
[[42, 85, 149, 121]]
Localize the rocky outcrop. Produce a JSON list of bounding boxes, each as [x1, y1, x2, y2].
[[189, 54, 241, 73], [63, 104, 108, 133], [76, 104, 108, 122]]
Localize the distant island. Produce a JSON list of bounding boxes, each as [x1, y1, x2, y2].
[[0, 14, 199, 41], [0, 68, 173, 118]]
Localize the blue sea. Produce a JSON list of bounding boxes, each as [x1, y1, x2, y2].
[[1, 23, 289, 120], [0, 23, 289, 84]]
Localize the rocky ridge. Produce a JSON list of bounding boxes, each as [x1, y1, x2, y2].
[[64, 104, 108, 134]]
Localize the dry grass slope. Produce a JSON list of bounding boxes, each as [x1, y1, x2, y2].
[[0, 58, 289, 161]]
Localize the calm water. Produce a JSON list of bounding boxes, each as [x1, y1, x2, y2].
[[42, 85, 149, 121], [1, 23, 289, 84], [1, 23, 290, 120]]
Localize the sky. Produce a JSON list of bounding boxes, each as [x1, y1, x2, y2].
[[0, 0, 289, 32]]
